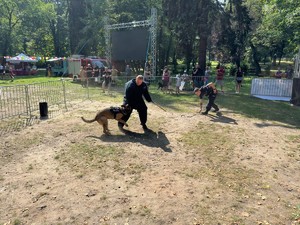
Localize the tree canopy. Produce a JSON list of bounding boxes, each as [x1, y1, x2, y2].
[[0, 0, 298, 71]]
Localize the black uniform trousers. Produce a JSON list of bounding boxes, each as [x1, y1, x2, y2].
[[118, 103, 148, 127], [206, 95, 219, 111]]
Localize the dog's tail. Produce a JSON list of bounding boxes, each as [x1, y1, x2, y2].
[[81, 116, 96, 123]]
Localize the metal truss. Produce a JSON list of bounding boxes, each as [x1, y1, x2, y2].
[[104, 8, 157, 76]]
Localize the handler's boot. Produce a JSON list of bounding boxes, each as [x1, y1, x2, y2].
[[142, 123, 149, 130], [201, 110, 208, 115], [212, 107, 219, 112]]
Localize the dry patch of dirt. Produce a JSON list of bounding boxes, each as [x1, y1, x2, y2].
[[0, 101, 300, 225]]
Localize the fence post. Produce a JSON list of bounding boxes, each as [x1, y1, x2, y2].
[[25, 85, 32, 117], [61, 79, 68, 111], [87, 78, 90, 99]]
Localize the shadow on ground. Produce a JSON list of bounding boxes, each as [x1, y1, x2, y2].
[[207, 112, 238, 125], [88, 129, 172, 152]]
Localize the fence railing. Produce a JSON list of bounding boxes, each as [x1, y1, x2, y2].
[[0, 79, 90, 135], [251, 78, 293, 97], [0, 75, 213, 135], [1, 74, 292, 135], [0, 79, 83, 120]]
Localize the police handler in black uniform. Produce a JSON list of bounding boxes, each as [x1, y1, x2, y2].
[[118, 75, 153, 130], [194, 82, 219, 115]]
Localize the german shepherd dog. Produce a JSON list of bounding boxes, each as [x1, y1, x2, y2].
[[81, 105, 131, 135]]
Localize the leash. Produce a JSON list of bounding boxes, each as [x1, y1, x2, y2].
[[152, 101, 167, 112]]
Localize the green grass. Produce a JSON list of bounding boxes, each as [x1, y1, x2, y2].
[[0, 72, 64, 86], [2, 72, 299, 128], [148, 76, 300, 128], [180, 121, 259, 194], [57, 142, 125, 177], [292, 204, 300, 220]]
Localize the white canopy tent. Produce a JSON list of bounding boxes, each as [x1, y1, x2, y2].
[[7, 53, 38, 63]]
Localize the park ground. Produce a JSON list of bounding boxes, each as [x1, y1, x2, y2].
[[0, 94, 300, 225]]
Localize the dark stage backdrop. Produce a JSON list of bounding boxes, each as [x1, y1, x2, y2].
[[111, 29, 149, 60]]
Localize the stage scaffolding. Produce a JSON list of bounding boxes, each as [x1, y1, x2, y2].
[[105, 8, 157, 77]]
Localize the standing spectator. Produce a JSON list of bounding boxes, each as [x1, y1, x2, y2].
[[5, 63, 10, 75], [162, 66, 170, 90], [175, 74, 182, 95], [111, 66, 118, 85], [46, 64, 52, 77], [192, 64, 204, 88], [181, 69, 189, 81], [32, 63, 37, 71], [8, 64, 14, 81], [93, 66, 100, 84], [204, 66, 211, 85], [285, 65, 293, 79], [102, 67, 111, 93], [179, 69, 190, 91], [215, 65, 225, 93], [80, 66, 87, 87], [4, 63, 14, 81], [0, 64, 4, 79], [118, 75, 153, 131], [275, 67, 282, 78], [86, 64, 93, 78], [125, 64, 132, 81], [235, 67, 244, 93]]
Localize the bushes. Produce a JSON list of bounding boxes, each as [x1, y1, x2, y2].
[[228, 62, 249, 76]]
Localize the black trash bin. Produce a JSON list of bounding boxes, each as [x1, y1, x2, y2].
[[290, 78, 300, 106], [39, 102, 48, 119]]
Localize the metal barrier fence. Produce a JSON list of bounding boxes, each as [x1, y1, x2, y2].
[[0, 74, 256, 136], [0, 79, 91, 136], [251, 78, 293, 97], [0, 79, 84, 120], [0, 74, 212, 135]]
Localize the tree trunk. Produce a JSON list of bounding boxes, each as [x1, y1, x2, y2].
[[68, 0, 86, 54], [185, 44, 193, 73], [249, 41, 261, 76], [198, 35, 207, 76], [3, 11, 14, 56], [165, 34, 172, 67]]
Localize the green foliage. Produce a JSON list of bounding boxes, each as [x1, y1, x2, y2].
[[240, 61, 249, 75], [228, 64, 237, 76], [0, 0, 298, 73], [13, 219, 22, 225], [264, 64, 272, 76], [292, 204, 300, 220], [252, 0, 299, 61], [228, 62, 248, 76]]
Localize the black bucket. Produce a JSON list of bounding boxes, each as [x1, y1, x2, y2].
[[39, 102, 48, 119]]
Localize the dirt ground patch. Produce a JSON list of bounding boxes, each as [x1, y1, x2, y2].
[[0, 101, 300, 225]]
